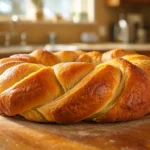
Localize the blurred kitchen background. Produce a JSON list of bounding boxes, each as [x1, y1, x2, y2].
[[0, 0, 150, 56]]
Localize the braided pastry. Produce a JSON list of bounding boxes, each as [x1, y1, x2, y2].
[[1, 48, 135, 66], [0, 48, 149, 124]]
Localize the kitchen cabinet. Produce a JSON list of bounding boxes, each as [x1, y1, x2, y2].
[[107, 0, 150, 7]]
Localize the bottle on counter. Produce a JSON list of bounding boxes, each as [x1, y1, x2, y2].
[[109, 23, 116, 42], [136, 23, 147, 43], [118, 13, 130, 43], [49, 32, 58, 45], [114, 13, 130, 43]]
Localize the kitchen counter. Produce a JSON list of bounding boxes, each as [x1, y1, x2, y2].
[[0, 115, 150, 150], [0, 43, 150, 58], [74, 43, 150, 51]]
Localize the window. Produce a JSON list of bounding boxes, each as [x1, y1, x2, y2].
[[0, 0, 26, 15], [0, 0, 94, 23], [44, 0, 73, 19]]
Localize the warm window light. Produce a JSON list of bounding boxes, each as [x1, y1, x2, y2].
[[12, 15, 19, 22], [0, 1, 12, 13], [119, 19, 127, 28], [73, 0, 81, 14], [73, 0, 94, 23], [0, 0, 95, 22], [107, 0, 120, 6]]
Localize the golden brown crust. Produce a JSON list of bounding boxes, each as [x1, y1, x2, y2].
[[30, 49, 59, 66], [54, 51, 79, 62], [123, 54, 150, 61], [76, 53, 92, 63], [53, 62, 94, 92], [0, 67, 63, 116], [39, 65, 121, 123], [0, 48, 150, 124], [123, 54, 150, 80], [88, 51, 102, 65], [101, 49, 137, 62], [94, 58, 150, 122], [0, 61, 24, 75], [0, 63, 44, 93], [0, 55, 39, 65], [76, 51, 102, 65]]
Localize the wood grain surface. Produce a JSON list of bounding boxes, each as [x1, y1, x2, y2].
[[0, 115, 150, 150]]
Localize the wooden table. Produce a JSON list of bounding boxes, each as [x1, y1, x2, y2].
[[0, 115, 150, 150]]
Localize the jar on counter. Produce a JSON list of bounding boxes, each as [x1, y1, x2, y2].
[[136, 24, 147, 43], [49, 32, 58, 45], [117, 13, 130, 43]]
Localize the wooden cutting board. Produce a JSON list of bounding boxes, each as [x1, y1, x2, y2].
[[0, 115, 150, 150]]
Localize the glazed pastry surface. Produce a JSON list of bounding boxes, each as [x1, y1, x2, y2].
[[0, 49, 149, 124]]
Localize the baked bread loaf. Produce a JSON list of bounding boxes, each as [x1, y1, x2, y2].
[[0, 48, 149, 124], [0, 48, 135, 66]]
